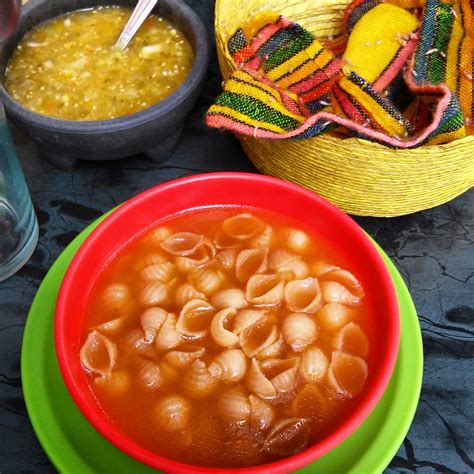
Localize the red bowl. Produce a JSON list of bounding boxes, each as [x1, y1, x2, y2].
[[55, 172, 399, 474]]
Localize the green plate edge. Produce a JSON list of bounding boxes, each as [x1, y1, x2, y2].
[[21, 214, 423, 474]]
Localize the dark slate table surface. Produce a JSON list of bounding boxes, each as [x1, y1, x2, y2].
[[1, 1, 473, 472]]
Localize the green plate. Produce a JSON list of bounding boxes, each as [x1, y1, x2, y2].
[[21, 215, 423, 474]]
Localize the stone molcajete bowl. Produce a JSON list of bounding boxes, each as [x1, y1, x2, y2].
[[0, 0, 209, 169]]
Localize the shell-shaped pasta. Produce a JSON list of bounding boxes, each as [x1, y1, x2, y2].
[[282, 313, 318, 352], [321, 281, 361, 306], [210, 308, 239, 347], [281, 228, 311, 254], [217, 387, 275, 431], [175, 256, 198, 273], [217, 386, 250, 425], [278, 259, 310, 281], [284, 277, 322, 313], [255, 333, 285, 361], [249, 394, 275, 432], [155, 313, 182, 351], [94, 316, 128, 336], [154, 395, 191, 432], [124, 328, 155, 358], [164, 345, 206, 369], [214, 248, 239, 271], [182, 360, 218, 399], [174, 283, 206, 307], [232, 309, 266, 335], [246, 274, 284, 307], [322, 269, 364, 299], [291, 384, 327, 420], [140, 307, 168, 342], [311, 261, 341, 277], [222, 213, 265, 240], [269, 250, 297, 270], [167, 276, 180, 292], [211, 288, 248, 310], [239, 318, 279, 358], [214, 230, 241, 249], [269, 250, 308, 280], [316, 302, 352, 330], [175, 238, 216, 272], [328, 351, 368, 399], [102, 283, 130, 312], [249, 225, 273, 249], [160, 232, 204, 256], [335, 322, 369, 358], [80, 330, 117, 377], [235, 248, 268, 283], [136, 358, 164, 391], [208, 349, 247, 382], [158, 360, 179, 383], [301, 347, 329, 382], [246, 358, 277, 399], [263, 418, 310, 456], [263, 358, 300, 396], [140, 281, 168, 307], [140, 261, 175, 283], [133, 252, 167, 272], [177, 299, 216, 339], [146, 226, 172, 245], [200, 237, 217, 257], [94, 369, 131, 395], [189, 268, 224, 296]]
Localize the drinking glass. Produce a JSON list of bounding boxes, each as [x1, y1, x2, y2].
[[0, 103, 39, 281]]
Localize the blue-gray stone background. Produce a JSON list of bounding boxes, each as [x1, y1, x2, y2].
[[0, 0, 473, 472]]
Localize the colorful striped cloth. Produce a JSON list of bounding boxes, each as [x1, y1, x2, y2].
[[206, 0, 473, 147]]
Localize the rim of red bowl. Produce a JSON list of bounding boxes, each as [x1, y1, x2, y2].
[[55, 172, 400, 474]]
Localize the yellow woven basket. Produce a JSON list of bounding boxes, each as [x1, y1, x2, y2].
[[215, 0, 474, 217]]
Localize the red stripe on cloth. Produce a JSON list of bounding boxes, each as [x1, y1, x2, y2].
[[289, 59, 342, 94], [209, 74, 456, 148], [276, 82, 455, 148], [299, 78, 339, 104], [250, 17, 290, 51], [333, 84, 367, 124], [342, 0, 367, 34], [246, 57, 262, 70], [259, 75, 309, 116], [233, 46, 256, 66], [281, 93, 309, 116], [373, 34, 419, 93], [206, 114, 282, 138]]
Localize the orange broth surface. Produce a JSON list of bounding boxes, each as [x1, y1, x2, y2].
[[81, 207, 374, 468]]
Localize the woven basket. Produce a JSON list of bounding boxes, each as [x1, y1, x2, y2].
[[215, 0, 474, 217]]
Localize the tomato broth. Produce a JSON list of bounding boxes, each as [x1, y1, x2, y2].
[[80, 208, 373, 468]]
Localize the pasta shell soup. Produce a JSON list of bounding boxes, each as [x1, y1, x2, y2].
[[80, 209, 373, 468]]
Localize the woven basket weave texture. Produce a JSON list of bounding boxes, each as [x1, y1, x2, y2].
[[215, 0, 474, 217]]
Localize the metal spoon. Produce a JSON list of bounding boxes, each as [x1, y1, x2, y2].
[[0, 0, 21, 42], [114, 0, 158, 51]]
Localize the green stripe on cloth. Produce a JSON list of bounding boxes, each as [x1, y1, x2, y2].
[[206, 2, 469, 148], [427, 3, 454, 84], [263, 29, 315, 73], [228, 29, 248, 56], [214, 92, 301, 130], [437, 109, 465, 133]]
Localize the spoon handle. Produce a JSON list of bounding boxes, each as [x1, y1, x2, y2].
[[114, 0, 158, 51]]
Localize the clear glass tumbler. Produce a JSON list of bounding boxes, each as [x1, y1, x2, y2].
[[0, 103, 38, 281]]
